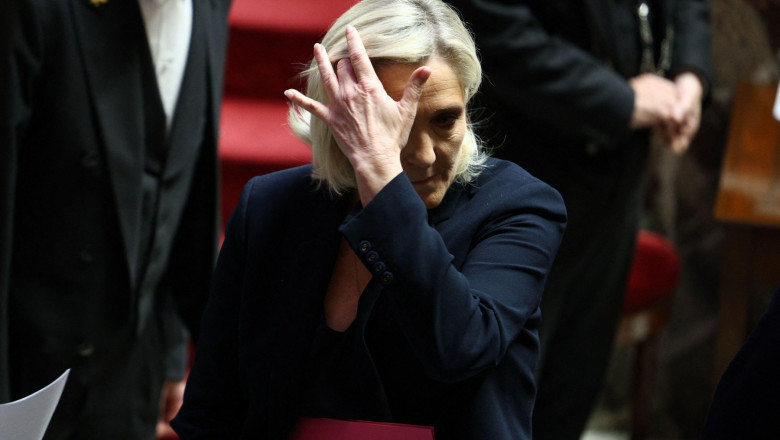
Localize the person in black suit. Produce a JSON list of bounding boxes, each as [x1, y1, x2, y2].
[[702, 285, 780, 439], [171, 1, 566, 439], [444, 1, 712, 438], [0, 0, 230, 438]]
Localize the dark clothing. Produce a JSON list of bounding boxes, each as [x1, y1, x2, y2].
[[702, 286, 780, 439], [172, 158, 567, 440], [0, 0, 230, 438], [445, 1, 711, 438]]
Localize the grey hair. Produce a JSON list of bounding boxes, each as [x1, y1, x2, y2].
[[287, 0, 487, 194]]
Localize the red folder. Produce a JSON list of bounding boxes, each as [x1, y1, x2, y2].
[[288, 417, 435, 440]]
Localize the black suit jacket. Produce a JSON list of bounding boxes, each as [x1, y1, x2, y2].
[[446, 0, 711, 261], [702, 286, 780, 439], [172, 159, 567, 440], [447, 0, 712, 152], [0, 0, 229, 412]]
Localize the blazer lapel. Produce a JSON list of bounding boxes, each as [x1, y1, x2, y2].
[[70, 0, 146, 286]]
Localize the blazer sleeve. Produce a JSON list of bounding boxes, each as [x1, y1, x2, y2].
[[0, 0, 44, 403], [446, 0, 635, 146], [339, 172, 566, 382]]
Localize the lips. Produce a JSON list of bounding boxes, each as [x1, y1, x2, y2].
[[410, 175, 436, 185]]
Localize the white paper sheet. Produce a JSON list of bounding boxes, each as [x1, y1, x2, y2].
[[0, 369, 70, 440], [773, 81, 780, 122]]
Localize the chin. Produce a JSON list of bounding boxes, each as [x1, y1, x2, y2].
[[420, 193, 445, 209]]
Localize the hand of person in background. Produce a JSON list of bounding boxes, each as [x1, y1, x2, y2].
[[629, 72, 704, 155], [629, 73, 679, 131], [156, 379, 186, 439], [284, 25, 431, 206], [665, 72, 704, 154]]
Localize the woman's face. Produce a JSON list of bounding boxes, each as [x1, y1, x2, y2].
[[376, 57, 466, 209]]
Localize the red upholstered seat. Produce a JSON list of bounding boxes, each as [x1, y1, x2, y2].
[[623, 230, 681, 312]]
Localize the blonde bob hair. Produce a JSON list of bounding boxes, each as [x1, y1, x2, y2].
[[287, 0, 487, 195]]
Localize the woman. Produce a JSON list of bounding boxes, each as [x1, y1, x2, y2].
[[172, 0, 566, 439]]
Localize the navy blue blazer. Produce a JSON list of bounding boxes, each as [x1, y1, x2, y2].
[[173, 157, 566, 440]]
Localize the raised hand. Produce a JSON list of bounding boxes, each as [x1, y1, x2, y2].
[[284, 25, 432, 206]]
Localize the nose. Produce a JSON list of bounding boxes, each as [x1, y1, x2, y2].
[[402, 128, 436, 169]]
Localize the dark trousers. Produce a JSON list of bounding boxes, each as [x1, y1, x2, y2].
[[505, 135, 650, 440]]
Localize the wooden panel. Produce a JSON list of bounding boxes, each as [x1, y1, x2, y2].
[[714, 82, 780, 227], [712, 81, 780, 392]]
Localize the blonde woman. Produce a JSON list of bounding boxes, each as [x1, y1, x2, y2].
[[173, 1, 566, 438]]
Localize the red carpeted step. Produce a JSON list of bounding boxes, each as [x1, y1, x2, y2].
[[229, 0, 358, 33], [218, 0, 359, 224], [219, 97, 312, 222], [225, 0, 359, 99]]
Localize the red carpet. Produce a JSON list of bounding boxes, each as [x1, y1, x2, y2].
[[219, 0, 359, 225]]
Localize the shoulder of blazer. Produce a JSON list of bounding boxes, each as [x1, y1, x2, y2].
[[238, 165, 343, 231], [471, 158, 566, 210], [243, 165, 318, 204]]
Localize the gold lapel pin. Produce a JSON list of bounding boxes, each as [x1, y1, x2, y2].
[[90, 0, 108, 6]]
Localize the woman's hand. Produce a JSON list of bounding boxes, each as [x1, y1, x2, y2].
[[284, 25, 431, 206]]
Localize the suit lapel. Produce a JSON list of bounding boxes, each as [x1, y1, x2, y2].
[[165, 0, 204, 179], [165, 0, 226, 179], [70, 0, 146, 286], [204, 0, 227, 145]]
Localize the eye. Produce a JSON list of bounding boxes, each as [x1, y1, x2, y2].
[[432, 110, 462, 129]]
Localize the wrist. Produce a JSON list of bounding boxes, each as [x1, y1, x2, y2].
[[674, 71, 705, 100], [353, 160, 403, 206]]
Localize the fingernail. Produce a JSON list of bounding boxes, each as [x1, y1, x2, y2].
[[284, 90, 293, 99]]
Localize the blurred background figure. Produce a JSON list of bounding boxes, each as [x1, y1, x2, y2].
[[445, 0, 711, 439], [0, 0, 230, 438], [621, 0, 779, 437], [701, 284, 780, 439]]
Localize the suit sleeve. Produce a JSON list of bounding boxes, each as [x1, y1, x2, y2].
[[340, 172, 566, 382], [0, 0, 43, 403], [670, 0, 712, 86], [446, 0, 635, 146]]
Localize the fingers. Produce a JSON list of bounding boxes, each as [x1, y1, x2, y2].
[[284, 42, 339, 123], [399, 66, 432, 116], [284, 88, 329, 121], [669, 133, 692, 155], [336, 57, 357, 91], [314, 43, 339, 99], [344, 24, 375, 83]]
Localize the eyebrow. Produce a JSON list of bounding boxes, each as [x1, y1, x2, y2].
[[430, 104, 465, 115]]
